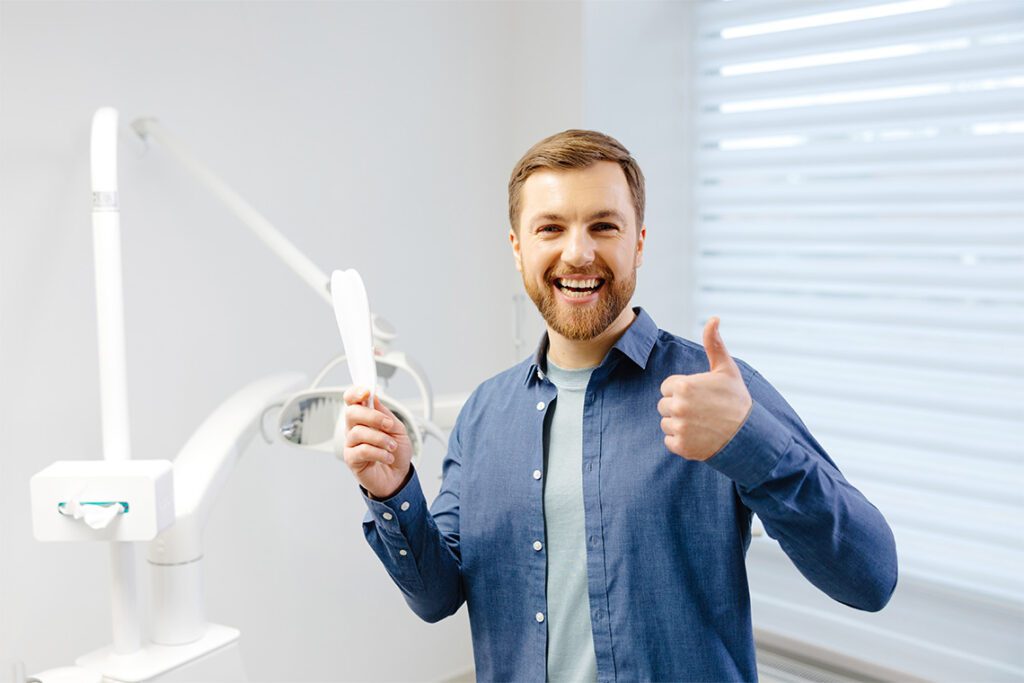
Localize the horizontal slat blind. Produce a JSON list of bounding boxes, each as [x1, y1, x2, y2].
[[693, 0, 1024, 605]]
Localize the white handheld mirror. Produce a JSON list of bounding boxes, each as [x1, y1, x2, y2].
[[330, 269, 377, 408]]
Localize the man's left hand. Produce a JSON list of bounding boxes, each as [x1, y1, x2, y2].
[[658, 317, 753, 461]]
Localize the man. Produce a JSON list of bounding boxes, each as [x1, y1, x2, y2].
[[343, 130, 897, 682]]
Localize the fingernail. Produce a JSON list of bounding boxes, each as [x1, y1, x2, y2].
[[386, 454, 395, 464], [388, 439, 397, 451], [382, 417, 393, 430]]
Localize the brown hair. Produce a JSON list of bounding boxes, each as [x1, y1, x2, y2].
[[508, 129, 645, 234]]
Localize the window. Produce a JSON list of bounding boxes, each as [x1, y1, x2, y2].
[[692, 1, 1024, 678]]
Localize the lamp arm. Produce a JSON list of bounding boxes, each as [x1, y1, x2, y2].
[[131, 117, 333, 307]]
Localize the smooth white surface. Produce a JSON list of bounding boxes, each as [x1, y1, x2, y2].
[[30, 460, 174, 542], [90, 108, 118, 194], [149, 561, 204, 646], [330, 270, 376, 407], [74, 623, 241, 683], [90, 106, 142, 655], [146, 373, 305, 565]]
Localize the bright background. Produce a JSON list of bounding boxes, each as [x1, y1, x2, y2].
[[0, 1, 689, 680], [2, 1, 1021, 681]]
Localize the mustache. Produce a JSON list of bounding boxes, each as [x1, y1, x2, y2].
[[546, 266, 614, 282]]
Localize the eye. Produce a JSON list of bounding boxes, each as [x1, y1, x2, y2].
[[538, 225, 562, 234], [593, 222, 619, 232]]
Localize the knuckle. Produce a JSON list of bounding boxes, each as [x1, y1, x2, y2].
[[345, 425, 366, 447]]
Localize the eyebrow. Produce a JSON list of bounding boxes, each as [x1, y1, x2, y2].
[[531, 209, 627, 226]]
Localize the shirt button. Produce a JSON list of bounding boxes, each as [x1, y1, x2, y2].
[[537, 370, 545, 380], [382, 512, 393, 521], [587, 462, 593, 472], [594, 609, 603, 621], [536, 401, 545, 411], [535, 612, 545, 623], [533, 541, 543, 551], [399, 549, 408, 556], [400, 501, 410, 511], [589, 535, 598, 547], [533, 469, 542, 480]]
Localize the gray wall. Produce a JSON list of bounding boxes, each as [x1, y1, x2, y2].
[[583, 0, 696, 338], [0, 1, 584, 679]]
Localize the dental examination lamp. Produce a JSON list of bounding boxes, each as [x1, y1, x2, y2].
[[28, 108, 444, 682]]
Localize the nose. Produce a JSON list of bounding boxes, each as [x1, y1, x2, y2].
[[562, 226, 596, 267]]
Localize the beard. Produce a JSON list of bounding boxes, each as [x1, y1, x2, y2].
[[522, 261, 637, 341]]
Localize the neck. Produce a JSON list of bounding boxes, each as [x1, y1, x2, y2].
[[546, 306, 637, 369]]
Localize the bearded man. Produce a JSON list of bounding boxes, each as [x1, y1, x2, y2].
[[343, 130, 897, 682]]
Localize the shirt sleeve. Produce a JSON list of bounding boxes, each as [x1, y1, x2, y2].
[[704, 369, 899, 612], [360, 416, 466, 623]]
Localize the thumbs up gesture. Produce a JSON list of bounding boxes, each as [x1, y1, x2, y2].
[[658, 317, 753, 461]]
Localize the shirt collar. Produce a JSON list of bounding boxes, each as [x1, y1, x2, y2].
[[523, 306, 659, 386]]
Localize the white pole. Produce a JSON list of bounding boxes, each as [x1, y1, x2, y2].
[[90, 107, 141, 654], [130, 117, 333, 306]]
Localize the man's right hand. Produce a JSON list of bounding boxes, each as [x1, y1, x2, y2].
[[342, 386, 413, 500]]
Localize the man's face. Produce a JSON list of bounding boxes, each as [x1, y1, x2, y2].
[[510, 161, 645, 341]]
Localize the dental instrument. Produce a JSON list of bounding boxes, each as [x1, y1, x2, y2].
[[28, 109, 445, 682], [331, 269, 377, 408]]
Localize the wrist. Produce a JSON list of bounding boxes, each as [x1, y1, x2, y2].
[[367, 465, 413, 501]]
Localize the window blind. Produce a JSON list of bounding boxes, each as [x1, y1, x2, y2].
[[692, 0, 1024, 606]]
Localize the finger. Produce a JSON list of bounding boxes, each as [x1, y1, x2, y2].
[[660, 416, 683, 435], [660, 375, 682, 397], [344, 385, 371, 406], [660, 416, 674, 435], [657, 396, 684, 418], [344, 403, 393, 432], [371, 393, 400, 423], [344, 443, 395, 467], [702, 316, 740, 376], [346, 425, 399, 453]]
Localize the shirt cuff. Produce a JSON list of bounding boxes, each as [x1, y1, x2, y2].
[[704, 400, 793, 489], [360, 466, 426, 533]]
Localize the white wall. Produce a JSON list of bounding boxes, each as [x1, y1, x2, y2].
[[582, 1, 696, 338], [0, 1, 582, 679]]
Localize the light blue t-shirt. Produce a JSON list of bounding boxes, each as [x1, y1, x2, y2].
[[543, 358, 598, 683]]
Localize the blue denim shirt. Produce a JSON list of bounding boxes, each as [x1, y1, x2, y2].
[[362, 308, 898, 682]]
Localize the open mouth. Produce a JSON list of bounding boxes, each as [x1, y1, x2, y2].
[[553, 277, 605, 299]]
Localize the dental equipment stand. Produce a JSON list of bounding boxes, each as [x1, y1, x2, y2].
[[29, 108, 441, 682]]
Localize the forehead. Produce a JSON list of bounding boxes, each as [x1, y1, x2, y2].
[[520, 161, 633, 223]]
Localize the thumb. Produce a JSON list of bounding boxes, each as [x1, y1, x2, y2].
[[703, 316, 739, 375]]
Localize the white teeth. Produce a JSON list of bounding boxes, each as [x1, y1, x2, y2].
[[557, 278, 600, 289]]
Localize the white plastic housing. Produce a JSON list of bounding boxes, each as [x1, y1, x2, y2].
[[31, 460, 174, 542], [90, 107, 118, 194], [150, 561, 205, 645]]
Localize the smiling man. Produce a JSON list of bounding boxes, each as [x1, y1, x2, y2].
[[344, 130, 898, 682]]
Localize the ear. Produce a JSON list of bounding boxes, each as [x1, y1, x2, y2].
[[635, 225, 646, 268], [509, 228, 523, 272]]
